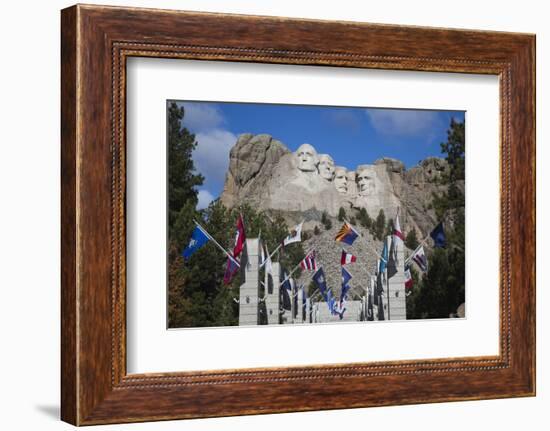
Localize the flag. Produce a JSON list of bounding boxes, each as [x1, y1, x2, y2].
[[260, 240, 273, 276], [340, 249, 357, 265], [393, 212, 404, 243], [312, 267, 328, 297], [367, 285, 374, 321], [387, 237, 398, 279], [379, 240, 389, 273], [301, 284, 308, 322], [404, 265, 413, 289], [335, 222, 359, 245], [326, 289, 337, 314], [341, 266, 352, 287], [223, 254, 240, 284], [340, 267, 352, 308], [300, 250, 318, 271], [377, 295, 385, 320], [281, 274, 292, 310], [412, 246, 428, 272], [283, 222, 303, 247], [232, 214, 246, 257], [430, 222, 447, 248], [182, 225, 210, 260]]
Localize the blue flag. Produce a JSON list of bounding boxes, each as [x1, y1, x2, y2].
[[341, 267, 352, 287], [430, 222, 447, 248], [341, 267, 352, 306], [312, 267, 328, 296], [182, 225, 210, 260], [281, 274, 292, 311], [379, 240, 388, 273]]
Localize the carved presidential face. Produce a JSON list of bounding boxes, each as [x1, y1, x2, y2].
[[295, 144, 318, 172], [333, 167, 348, 194], [356, 166, 375, 196], [318, 154, 335, 181]]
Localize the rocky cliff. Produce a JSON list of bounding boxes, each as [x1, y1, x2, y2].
[[221, 133, 451, 239]]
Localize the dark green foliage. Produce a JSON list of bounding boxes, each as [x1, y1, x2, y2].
[[374, 209, 386, 240], [357, 207, 372, 229], [405, 229, 419, 250], [338, 207, 346, 222], [440, 118, 465, 182], [406, 119, 465, 319], [385, 218, 394, 237], [321, 211, 332, 230], [167, 102, 204, 228]]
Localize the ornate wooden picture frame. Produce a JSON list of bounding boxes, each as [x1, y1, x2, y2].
[[61, 4, 535, 425]]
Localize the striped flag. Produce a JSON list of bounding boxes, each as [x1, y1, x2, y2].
[[300, 250, 318, 271], [340, 249, 357, 265], [412, 246, 428, 272]]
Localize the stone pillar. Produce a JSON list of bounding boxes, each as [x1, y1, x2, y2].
[[386, 235, 407, 320], [239, 239, 260, 326], [265, 262, 281, 325]]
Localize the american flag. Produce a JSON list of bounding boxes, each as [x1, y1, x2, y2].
[[300, 250, 318, 271]]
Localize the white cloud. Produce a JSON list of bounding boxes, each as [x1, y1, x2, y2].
[[196, 189, 215, 210], [180, 102, 225, 132], [366, 109, 440, 136], [193, 129, 238, 194]]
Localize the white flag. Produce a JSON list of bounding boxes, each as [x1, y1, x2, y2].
[[283, 222, 303, 246], [261, 240, 273, 276]]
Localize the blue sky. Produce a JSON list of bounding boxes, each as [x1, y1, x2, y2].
[[174, 101, 464, 209]]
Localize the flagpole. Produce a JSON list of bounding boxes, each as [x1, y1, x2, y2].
[[193, 220, 240, 267], [343, 217, 387, 263], [259, 243, 282, 269], [404, 232, 432, 265], [277, 247, 315, 288]]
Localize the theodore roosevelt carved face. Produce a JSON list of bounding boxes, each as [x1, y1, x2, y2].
[[318, 154, 335, 181], [295, 143, 319, 172], [333, 166, 348, 194], [356, 165, 375, 196]]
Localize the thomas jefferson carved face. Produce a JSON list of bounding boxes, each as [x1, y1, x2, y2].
[[356, 165, 375, 196], [318, 154, 335, 181], [333, 166, 348, 194], [295, 144, 319, 172]]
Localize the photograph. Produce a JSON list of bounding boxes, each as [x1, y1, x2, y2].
[[169, 100, 466, 328]]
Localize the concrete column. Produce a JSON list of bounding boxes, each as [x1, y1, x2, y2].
[[386, 235, 407, 320], [239, 239, 260, 326], [265, 262, 281, 325]]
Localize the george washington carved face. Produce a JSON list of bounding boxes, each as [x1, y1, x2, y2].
[[318, 154, 335, 181], [295, 143, 319, 172]]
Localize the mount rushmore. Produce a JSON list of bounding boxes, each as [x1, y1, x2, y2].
[[221, 133, 453, 237]]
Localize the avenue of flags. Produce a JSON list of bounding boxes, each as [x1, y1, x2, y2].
[[181, 208, 447, 320]]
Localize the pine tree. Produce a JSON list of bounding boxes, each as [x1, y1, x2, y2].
[[374, 209, 386, 240], [405, 229, 419, 250], [338, 207, 346, 222]]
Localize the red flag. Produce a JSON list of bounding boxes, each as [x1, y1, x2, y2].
[[232, 214, 246, 258], [404, 266, 413, 289], [223, 255, 240, 284], [393, 213, 404, 242], [340, 250, 357, 265]]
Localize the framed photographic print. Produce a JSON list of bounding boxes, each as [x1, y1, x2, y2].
[[61, 4, 535, 425]]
